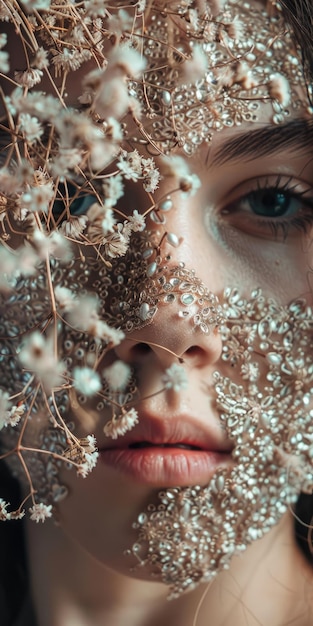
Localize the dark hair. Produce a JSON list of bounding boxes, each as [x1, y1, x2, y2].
[[280, 0, 313, 565], [0, 1, 313, 624]]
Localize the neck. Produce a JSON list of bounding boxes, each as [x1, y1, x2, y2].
[[25, 512, 313, 626]]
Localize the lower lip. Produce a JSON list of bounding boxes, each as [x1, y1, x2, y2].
[[99, 447, 232, 487]]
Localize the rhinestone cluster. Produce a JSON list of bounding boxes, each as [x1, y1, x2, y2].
[[128, 288, 313, 598], [130, 0, 311, 154]]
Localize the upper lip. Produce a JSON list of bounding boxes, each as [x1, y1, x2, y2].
[[99, 412, 233, 453]]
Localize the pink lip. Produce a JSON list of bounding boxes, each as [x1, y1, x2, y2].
[[99, 446, 232, 487]]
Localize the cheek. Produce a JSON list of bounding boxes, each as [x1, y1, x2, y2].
[[205, 211, 313, 302]]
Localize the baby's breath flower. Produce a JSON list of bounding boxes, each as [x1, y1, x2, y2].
[[19, 183, 54, 213], [103, 230, 129, 258], [103, 408, 139, 439], [180, 43, 208, 84], [0, 247, 18, 290], [76, 450, 99, 477], [102, 173, 124, 208], [143, 168, 161, 193], [47, 231, 73, 262], [161, 155, 201, 196], [18, 113, 43, 144], [68, 295, 99, 329], [54, 285, 76, 312], [268, 73, 291, 107], [162, 363, 188, 392], [88, 203, 116, 234], [0, 499, 12, 521], [73, 366, 102, 397], [59, 215, 88, 239], [104, 117, 123, 142], [103, 360, 131, 391], [110, 44, 147, 78], [14, 68, 43, 88], [18, 331, 64, 392], [107, 9, 133, 36], [29, 502, 53, 523], [0, 390, 11, 430], [34, 47, 49, 70], [0, 397, 26, 431], [0, 167, 17, 195], [86, 434, 97, 451], [6, 403, 25, 427], [117, 149, 142, 181], [50, 48, 90, 73], [96, 323, 125, 346], [84, 0, 109, 18], [49, 148, 83, 177], [127, 210, 146, 232], [0, 50, 9, 73]]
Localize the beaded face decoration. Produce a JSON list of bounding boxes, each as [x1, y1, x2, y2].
[[127, 288, 313, 598], [130, 0, 312, 154], [0, 0, 313, 595]]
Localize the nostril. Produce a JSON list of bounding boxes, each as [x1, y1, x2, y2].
[[185, 346, 201, 357], [132, 342, 152, 356]]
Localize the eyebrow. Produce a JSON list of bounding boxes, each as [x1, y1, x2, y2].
[[211, 118, 313, 166]]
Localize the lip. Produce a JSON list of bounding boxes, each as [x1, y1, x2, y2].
[[99, 446, 232, 487], [99, 413, 233, 487]]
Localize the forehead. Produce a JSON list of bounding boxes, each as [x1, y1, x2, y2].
[[127, 0, 312, 155]]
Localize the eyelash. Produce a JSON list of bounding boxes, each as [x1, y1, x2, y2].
[[223, 176, 313, 239]]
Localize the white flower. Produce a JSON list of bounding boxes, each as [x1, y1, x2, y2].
[[18, 331, 64, 392], [104, 230, 129, 258], [101, 206, 116, 234], [6, 403, 25, 428], [0, 499, 11, 520], [34, 47, 49, 70], [95, 322, 125, 346], [0, 50, 9, 73], [84, 0, 108, 17], [68, 294, 99, 330], [127, 210, 146, 232], [20, 0, 51, 9], [29, 502, 53, 523], [20, 184, 54, 213], [76, 450, 99, 477], [47, 231, 73, 262], [180, 44, 208, 84], [162, 363, 188, 392], [143, 168, 161, 193], [161, 155, 201, 196], [14, 68, 43, 88], [103, 408, 139, 439], [109, 44, 146, 78], [0, 392, 24, 430], [117, 149, 142, 181], [18, 113, 43, 144], [59, 215, 88, 239], [103, 360, 131, 391], [0, 390, 11, 430], [102, 173, 124, 207], [268, 73, 291, 107], [73, 367, 102, 397], [0, 500, 25, 521], [107, 9, 133, 36], [54, 285, 76, 312], [86, 434, 97, 451], [104, 117, 123, 142]]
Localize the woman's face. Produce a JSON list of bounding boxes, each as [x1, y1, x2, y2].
[[1, 0, 313, 597]]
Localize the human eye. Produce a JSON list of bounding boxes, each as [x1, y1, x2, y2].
[[219, 175, 313, 241]]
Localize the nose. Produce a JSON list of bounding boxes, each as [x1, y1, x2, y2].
[[114, 316, 223, 370], [114, 265, 224, 370]]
